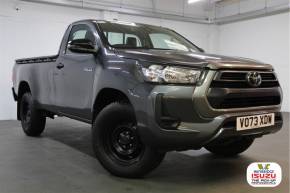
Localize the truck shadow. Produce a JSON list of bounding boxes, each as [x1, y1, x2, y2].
[[43, 117, 258, 185]]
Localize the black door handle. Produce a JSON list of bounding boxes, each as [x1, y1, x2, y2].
[[56, 63, 64, 69]]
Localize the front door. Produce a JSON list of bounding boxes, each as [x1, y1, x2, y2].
[[54, 24, 98, 121]]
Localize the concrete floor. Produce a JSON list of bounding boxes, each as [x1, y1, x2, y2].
[[0, 113, 288, 193]]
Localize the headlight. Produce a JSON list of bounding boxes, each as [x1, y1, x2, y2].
[[141, 65, 202, 84]]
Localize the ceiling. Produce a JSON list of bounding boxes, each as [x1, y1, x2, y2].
[[19, 0, 290, 24]]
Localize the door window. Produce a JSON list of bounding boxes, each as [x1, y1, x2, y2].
[[66, 24, 95, 53], [103, 31, 142, 47]]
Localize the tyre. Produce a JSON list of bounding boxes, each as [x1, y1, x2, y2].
[[205, 137, 254, 156], [92, 102, 165, 178], [20, 93, 46, 136]]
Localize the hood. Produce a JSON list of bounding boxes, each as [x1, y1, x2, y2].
[[115, 49, 273, 70]]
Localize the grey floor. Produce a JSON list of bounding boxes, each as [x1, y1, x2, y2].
[[0, 113, 288, 193]]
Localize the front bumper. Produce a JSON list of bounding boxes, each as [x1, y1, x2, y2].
[[133, 70, 283, 151]]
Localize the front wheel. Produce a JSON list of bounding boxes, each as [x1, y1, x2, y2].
[[205, 137, 255, 156], [92, 102, 165, 178], [20, 93, 46, 136]]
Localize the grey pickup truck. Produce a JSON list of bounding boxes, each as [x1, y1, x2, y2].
[[12, 20, 283, 178]]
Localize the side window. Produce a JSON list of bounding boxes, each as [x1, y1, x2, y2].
[[107, 32, 123, 45], [72, 30, 87, 40], [66, 24, 95, 53], [125, 34, 142, 47], [104, 31, 142, 47]]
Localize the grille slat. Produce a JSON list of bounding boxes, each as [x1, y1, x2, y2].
[[214, 96, 280, 109], [220, 72, 246, 80], [261, 73, 276, 80], [211, 81, 279, 88]]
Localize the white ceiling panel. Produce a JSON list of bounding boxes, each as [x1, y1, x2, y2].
[[267, 0, 290, 7], [216, 2, 239, 17], [93, 0, 121, 4], [122, 0, 154, 10], [184, 1, 209, 18], [155, 0, 184, 15], [240, 0, 266, 13], [19, 0, 290, 24]]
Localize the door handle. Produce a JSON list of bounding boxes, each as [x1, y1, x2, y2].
[[56, 63, 64, 69]]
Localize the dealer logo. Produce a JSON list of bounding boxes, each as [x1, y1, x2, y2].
[[247, 162, 282, 187]]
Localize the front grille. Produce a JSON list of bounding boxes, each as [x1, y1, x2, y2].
[[207, 71, 281, 109], [220, 72, 276, 81], [212, 71, 279, 88]]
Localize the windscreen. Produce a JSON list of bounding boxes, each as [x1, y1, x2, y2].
[[97, 22, 200, 52]]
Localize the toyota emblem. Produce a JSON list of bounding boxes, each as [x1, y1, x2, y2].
[[246, 72, 262, 87]]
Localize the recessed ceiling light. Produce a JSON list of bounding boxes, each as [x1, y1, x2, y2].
[[188, 0, 203, 4]]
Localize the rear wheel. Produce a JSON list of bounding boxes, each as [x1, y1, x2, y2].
[[20, 93, 46, 136], [92, 102, 165, 178], [205, 137, 255, 156]]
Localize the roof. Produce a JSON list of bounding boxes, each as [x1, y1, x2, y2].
[[71, 19, 164, 29]]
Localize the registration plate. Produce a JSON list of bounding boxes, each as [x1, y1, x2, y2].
[[237, 113, 275, 131]]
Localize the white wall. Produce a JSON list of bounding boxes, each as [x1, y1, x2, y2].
[[217, 13, 290, 112], [0, 0, 212, 120]]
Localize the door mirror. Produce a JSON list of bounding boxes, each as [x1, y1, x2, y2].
[[68, 39, 98, 54]]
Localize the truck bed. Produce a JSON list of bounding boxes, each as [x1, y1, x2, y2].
[[16, 55, 58, 64]]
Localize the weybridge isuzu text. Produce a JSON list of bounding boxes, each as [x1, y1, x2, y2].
[[12, 20, 283, 178]]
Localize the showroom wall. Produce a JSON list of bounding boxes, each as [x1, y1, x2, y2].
[[0, 0, 213, 120], [216, 13, 290, 112]]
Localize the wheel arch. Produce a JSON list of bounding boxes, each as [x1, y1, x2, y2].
[[92, 88, 132, 123]]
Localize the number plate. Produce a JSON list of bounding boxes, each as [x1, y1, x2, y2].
[[237, 113, 275, 131]]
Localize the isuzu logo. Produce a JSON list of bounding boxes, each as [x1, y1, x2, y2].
[[246, 72, 262, 87]]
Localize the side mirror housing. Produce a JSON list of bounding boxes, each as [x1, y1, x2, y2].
[[68, 39, 98, 54]]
